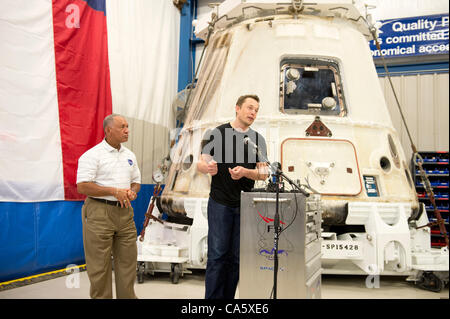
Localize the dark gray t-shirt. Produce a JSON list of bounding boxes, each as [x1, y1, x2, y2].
[[201, 122, 267, 207]]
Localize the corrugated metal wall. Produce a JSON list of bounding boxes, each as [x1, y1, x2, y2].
[[379, 72, 449, 162]]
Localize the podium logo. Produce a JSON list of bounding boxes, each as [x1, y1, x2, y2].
[[257, 209, 286, 225], [259, 266, 286, 272], [259, 248, 288, 261]]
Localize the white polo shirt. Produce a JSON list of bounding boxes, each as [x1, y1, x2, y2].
[[77, 139, 141, 201]]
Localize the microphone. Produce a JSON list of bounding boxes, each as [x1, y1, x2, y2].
[[243, 136, 266, 162], [271, 161, 281, 170], [243, 136, 256, 149]]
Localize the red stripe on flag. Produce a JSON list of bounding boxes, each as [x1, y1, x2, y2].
[[52, 0, 112, 200]]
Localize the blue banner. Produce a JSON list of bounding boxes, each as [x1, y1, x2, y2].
[[0, 184, 154, 282], [370, 14, 449, 58]]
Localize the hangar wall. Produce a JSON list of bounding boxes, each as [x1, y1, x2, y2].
[[380, 72, 449, 162]]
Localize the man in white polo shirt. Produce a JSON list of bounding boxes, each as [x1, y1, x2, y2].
[[77, 114, 141, 299]]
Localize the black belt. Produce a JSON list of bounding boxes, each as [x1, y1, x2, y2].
[[89, 197, 121, 207]]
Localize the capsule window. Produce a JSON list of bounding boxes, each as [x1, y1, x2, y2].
[[388, 134, 398, 157], [280, 58, 346, 116], [388, 134, 401, 168]]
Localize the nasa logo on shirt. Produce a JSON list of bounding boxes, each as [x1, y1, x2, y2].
[[128, 159, 133, 166]]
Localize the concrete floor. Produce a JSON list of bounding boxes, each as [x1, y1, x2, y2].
[[0, 270, 448, 299]]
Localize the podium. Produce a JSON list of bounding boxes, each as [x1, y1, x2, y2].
[[239, 192, 322, 299]]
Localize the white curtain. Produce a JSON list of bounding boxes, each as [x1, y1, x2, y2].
[[106, 1, 180, 183], [107, 0, 179, 126]]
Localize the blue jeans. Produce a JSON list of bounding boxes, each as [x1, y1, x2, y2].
[[205, 197, 240, 299]]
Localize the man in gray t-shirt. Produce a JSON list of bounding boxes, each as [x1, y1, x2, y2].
[[197, 95, 268, 299]]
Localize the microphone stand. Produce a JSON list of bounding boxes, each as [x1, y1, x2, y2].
[[260, 158, 310, 300], [272, 164, 281, 299]]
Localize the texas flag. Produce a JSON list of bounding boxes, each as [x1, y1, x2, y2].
[[0, 0, 179, 283], [0, 0, 112, 201]]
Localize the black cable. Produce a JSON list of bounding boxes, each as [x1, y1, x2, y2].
[[279, 181, 299, 234]]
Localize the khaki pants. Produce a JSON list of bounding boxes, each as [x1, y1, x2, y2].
[[82, 197, 137, 299]]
